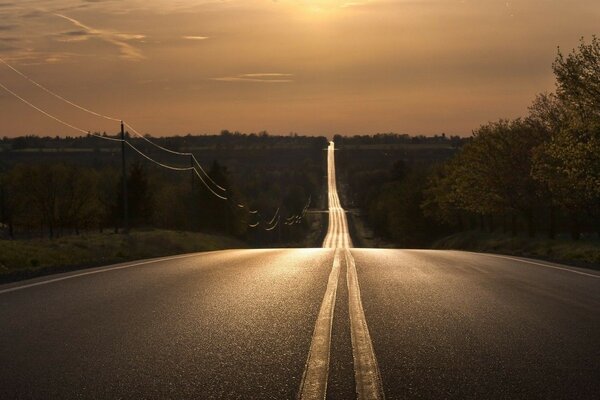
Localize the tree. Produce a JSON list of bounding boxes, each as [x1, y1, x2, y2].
[[3, 163, 103, 237], [127, 161, 153, 227], [422, 162, 465, 230], [426, 119, 549, 236], [56, 167, 101, 235], [553, 36, 600, 123], [530, 36, 600, 239], [528, 92, 572, 134], [532, 123, 600, 239]]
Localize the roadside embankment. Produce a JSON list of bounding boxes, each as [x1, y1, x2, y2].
[[433, 230, 600, 269], [0, 229, 247, 283]]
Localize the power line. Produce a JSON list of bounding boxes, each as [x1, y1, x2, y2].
[[124, 123, 190, 156], [125, 141, 195, 172], [0, 60, 295, 218], [267, 207, 280, 226], [0, 79, 228, 201], [0, 81, 89, 134], [264, 215, 280, 231], [193, 169, 228, 200], [0, 57, 121, 122], [87, 132, 124, 143], [0, 57, 225, 193], [125, 124, 226, 192]]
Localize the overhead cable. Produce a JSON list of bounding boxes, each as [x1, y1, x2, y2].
[[193, 169, 228, 200], [0, 57, 224, 192], [264, 215, 280, 231], [125, 141, 195, 171], [0, 81, 89, 134], [0, 61, 285, 214], [125, 123, 224, 190], [267, 207, 280, 226], [0, 78, 228, 202], [0, 57, 121, 122]]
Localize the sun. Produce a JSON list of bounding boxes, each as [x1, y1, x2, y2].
[[301, 0, 352, 13]]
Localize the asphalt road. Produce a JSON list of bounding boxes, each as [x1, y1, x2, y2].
[[1, 142, 599, 399]]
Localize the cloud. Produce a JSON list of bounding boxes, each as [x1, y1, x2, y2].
[[0, 49, 80, 65], [54, 29, 90, 42], [54, 13, 145, 61], [212, 73, 293, 83], [183, 36, 209, 40]]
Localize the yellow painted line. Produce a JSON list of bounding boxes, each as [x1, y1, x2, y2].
[[345, 249, 385, 399], [298, 248, 342, 399]]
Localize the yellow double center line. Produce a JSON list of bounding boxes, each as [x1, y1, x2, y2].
[[345, 249, 385, 399], [298, 248, 342, 399], [300, 141, 384, 399], [299, 249, 384, 399]]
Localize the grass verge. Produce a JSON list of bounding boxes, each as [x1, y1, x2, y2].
[[433, 230, 600, 269], [0, 229, 247, 283]]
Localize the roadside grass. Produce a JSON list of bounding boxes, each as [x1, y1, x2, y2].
[[433, 230, 600, 268], [0, 229, 247, 283]]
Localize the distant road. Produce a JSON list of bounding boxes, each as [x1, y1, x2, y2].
[[1, 142, 599, 399]]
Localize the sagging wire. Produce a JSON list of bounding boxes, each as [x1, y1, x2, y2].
[[0, 78, 229, 200], [264, 215, 280, 231], [0, 59, 297, 217], [124, 122, 226, 192], [125, 141, 195, 172], [0, 57, 121, 123], [267, 207, 280, 226], [283, 195, 312, 226], [194, 169, 228, 200], [0, 57, 225, 194], [0, 81, 89, 134], [88, 132, 124, 143]]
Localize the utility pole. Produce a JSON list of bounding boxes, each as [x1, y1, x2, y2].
[[121, 121, 129, 233], [190, 154, 195, 192]]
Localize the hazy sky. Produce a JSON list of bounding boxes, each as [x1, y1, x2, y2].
[[0, 0, 598, 137]]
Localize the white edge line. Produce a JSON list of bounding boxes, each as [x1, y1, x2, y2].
[[459, 251, 600, 279], [0, 252, 207, 295]]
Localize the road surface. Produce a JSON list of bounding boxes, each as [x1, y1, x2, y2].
[[1, 142, 599, 399]]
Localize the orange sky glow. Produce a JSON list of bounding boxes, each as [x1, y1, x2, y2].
[[0, 0, 598, 137]]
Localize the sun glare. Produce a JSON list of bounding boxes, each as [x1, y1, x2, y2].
[[300, 0, 353, 13]]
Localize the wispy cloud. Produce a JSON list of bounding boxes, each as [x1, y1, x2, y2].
[[54, 13, 145, 61], [183, 35, 209, 41], [55, 29, 89, 42], [0, 49, 81, 65], [213, 73, 293, 83]]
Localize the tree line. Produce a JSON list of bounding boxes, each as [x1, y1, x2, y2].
[[0, 134, 327, 243], [339, 36, 599, 245]]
